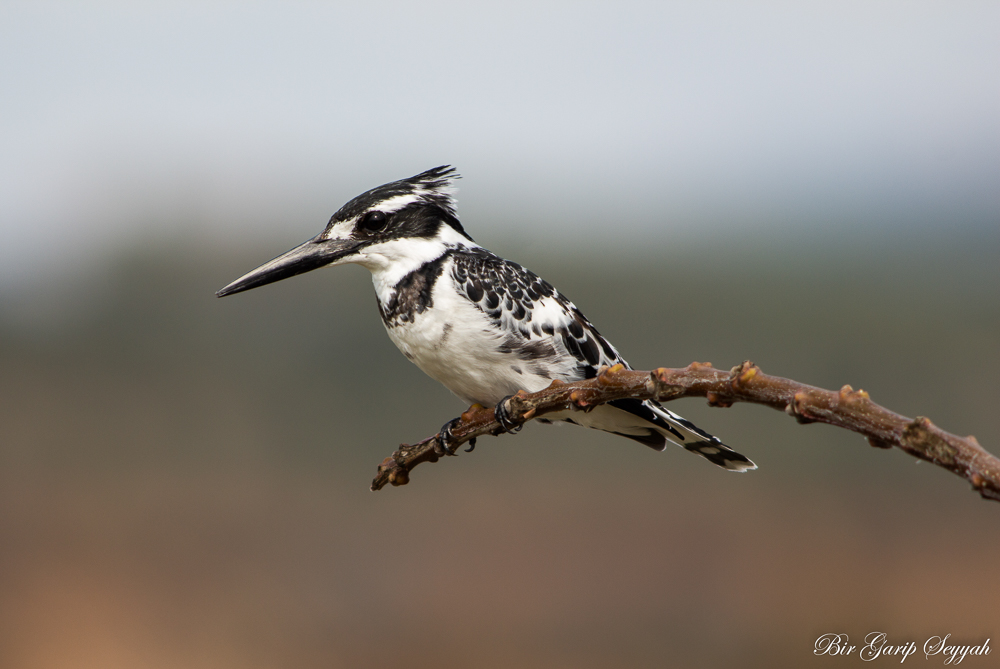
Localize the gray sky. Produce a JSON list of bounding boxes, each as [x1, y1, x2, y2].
[[1, 1, 998, 289]]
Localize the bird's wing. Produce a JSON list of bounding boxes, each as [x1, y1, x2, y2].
[[449, 248, 756, 472], [449, 247, 624, 380]]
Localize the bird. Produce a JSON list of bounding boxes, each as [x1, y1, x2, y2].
[[217, 166, 756, 472]]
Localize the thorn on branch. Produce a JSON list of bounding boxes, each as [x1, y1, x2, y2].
[[706, 391, 733, 408], [645, 369, 662, 396], [903, 416, 958, 466], [647, 367, 684, 401], [596, 363, 626, 387], [569, 390, 593, 410], [839, 384, 871, 406], [785, 391, 818, 424], [377, 455, 410, 487], [730, 361, 759, 391]]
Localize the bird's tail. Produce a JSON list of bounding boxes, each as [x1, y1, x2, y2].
[[592, 399, 757, 472]]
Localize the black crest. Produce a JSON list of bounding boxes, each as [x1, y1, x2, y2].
[[325, 166, 470, 241]]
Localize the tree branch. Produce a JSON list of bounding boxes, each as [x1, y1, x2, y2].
[[371, 361, 1000, 503]]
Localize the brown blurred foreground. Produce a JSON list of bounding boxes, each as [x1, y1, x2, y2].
[[1, 233, 998, 668]]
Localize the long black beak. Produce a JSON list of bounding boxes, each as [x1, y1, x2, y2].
[[216, 235, 363, 297]]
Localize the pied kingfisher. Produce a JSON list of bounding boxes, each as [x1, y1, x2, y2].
[[217, 167, 755, 472]]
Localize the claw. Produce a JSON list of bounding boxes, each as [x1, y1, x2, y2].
[[465, 437, 477, 453], [437, 418, 462, 456], [495, 395, 523, 434]]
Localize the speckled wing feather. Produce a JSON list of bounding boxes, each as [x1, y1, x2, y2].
[[449, 248, 756, 471], [449, 247, 624, 378]]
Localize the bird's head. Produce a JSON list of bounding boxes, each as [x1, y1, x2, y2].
[[216, 166, 473, 297]]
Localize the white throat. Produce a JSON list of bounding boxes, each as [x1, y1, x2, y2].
[[354, 227, 480, 297]]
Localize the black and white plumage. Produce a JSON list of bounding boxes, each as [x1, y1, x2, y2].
[[217, 167, 756, 472]]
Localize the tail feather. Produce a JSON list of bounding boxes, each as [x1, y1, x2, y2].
[[603, 399, 757, 472]]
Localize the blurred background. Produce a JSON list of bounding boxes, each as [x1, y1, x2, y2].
[[1, 2, 998, 667]]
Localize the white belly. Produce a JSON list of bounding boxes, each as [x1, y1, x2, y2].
[[380, 275, 550, 406]]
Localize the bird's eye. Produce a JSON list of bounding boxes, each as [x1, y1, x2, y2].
[[359, 210, 388, 233]]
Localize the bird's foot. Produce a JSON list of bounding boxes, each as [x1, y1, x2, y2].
[[494, 395, 523, 434], [436, 418, 461, 456]]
